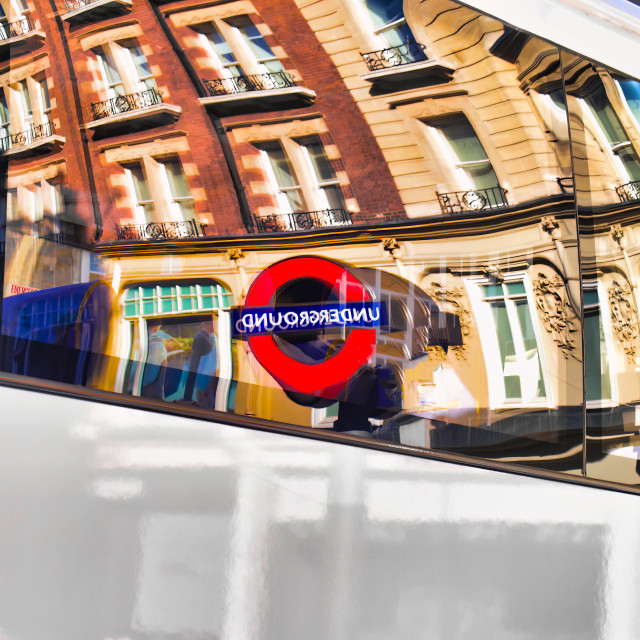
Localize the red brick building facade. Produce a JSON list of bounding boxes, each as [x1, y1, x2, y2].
[[3, 0, 405, 244]]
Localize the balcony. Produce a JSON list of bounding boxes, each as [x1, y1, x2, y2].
[[0, 122, 65, 158], [0, 16, 45, 54], [115, 220, 208, 241], [254, 209, 353, 233], [616, 180, 640, 202], [360, 43, 454, 92], [61, 0, 132, 25], [87, 88, 181, 138], [199, 72, 315, 116], [437, 187, 509, 215]]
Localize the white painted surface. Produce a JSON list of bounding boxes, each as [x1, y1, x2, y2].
[[463, 0, 640, 79], [0, 385, 639, 639]]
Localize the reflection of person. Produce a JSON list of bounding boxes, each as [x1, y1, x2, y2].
[[142, 319, 180, 400], [183, 317, 218, 406]]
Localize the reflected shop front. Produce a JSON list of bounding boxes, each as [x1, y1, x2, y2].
[[1, 0, 639, 489]]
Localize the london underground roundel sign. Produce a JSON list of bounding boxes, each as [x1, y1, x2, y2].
[[239, 257, 378, 397]]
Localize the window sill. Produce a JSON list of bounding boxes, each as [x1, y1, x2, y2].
[[3, 134, 65, 158], [199, 86, 316, 116], [361, 59, 455, 92], [86, 103, 181, 139], [61, 0, 132, 24]]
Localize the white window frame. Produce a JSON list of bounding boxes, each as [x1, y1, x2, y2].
[[157, 158, 196, 222], [466, 274, 553, 409], [584, 280, 618, 408], [616, 78, 640, 133], [299, 140, 344, 211], [260, 146, 306, 215], [197, 26, 243, 79], [428, 121, 497, 192], [579, 95, 639, 185], [95, 40, 156, 100], [195, 16, 284, 78], [259, 138, 348, 223], [124, 156, 195, 225]]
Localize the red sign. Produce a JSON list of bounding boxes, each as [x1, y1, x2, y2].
[[244, 257, 376, 397], [9, 284, 39, 295]]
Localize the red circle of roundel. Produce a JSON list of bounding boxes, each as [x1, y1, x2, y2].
[[244, 257, 375, 396]]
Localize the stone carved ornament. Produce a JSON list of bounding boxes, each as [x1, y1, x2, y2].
[[425, 282, 472, 360], [532, 273, 579, 359], [608, 280, 638, 362]]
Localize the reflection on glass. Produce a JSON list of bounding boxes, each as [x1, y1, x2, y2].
[[4, 0, 640, 489]]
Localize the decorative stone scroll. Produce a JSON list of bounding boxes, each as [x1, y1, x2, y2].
[[532, 273, 579, 359], [425, 282, 472, 360], [608, 280, 638, 362]]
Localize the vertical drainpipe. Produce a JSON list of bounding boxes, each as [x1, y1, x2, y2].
[[148, 0, 255, 233], [45, 0, 103, 241]]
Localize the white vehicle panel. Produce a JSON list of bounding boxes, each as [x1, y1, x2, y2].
[[0, 385, 638, 640]]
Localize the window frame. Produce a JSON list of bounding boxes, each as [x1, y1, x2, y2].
[[583, 280, 618, 408], [466, 274, 553, 409]]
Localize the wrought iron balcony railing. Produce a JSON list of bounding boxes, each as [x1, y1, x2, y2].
[[203, 72, 295, 97], [616, 180, 640, 202], [64, 0, 101, 10], [255, 208, 353, 233], [91, 88, 163, 120], [0, 121, 55, 151], [0, 16, 34, 40], [437, 187, 509, 215], [116, 219, 208, 241], [361, 43, 427, 72]]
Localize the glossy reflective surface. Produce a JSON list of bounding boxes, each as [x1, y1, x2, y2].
[[1, 0, 639, 488], [0, 385, 639, 639]]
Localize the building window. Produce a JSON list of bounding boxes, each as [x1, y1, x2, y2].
[[472, 279, 548, 406], [433, 117, 500, 191], [0, 0, 30, 39], [618, 79, 640, 129], [582, 84, 640, 184], [7, 179, 63, 223], [95, 40, 157, 99], [260, 138, 346, 214], [1, 74, 53, 145], [196, 16, 285, 78], [0, 89, 9, 141], [123, 156, 195, 224], [361, 0, 418, 49], [584, 283, 615, 404]]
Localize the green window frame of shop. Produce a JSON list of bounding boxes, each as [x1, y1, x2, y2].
[[123, 282, 233, 318]]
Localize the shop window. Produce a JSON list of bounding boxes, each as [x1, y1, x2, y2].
[[196, 16, 285, 79], [582, 84, 640, 184], [123, 157, 195, 224], [121, 282, 233, 410], [123, 283, 233, 318], [260, 138, 345, 214], [583, 283, 615, 404], [471, 279, 549, 406], [94, 40, 157, 100]]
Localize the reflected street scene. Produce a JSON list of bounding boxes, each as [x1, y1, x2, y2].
[[1, 0, 639, 489]]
